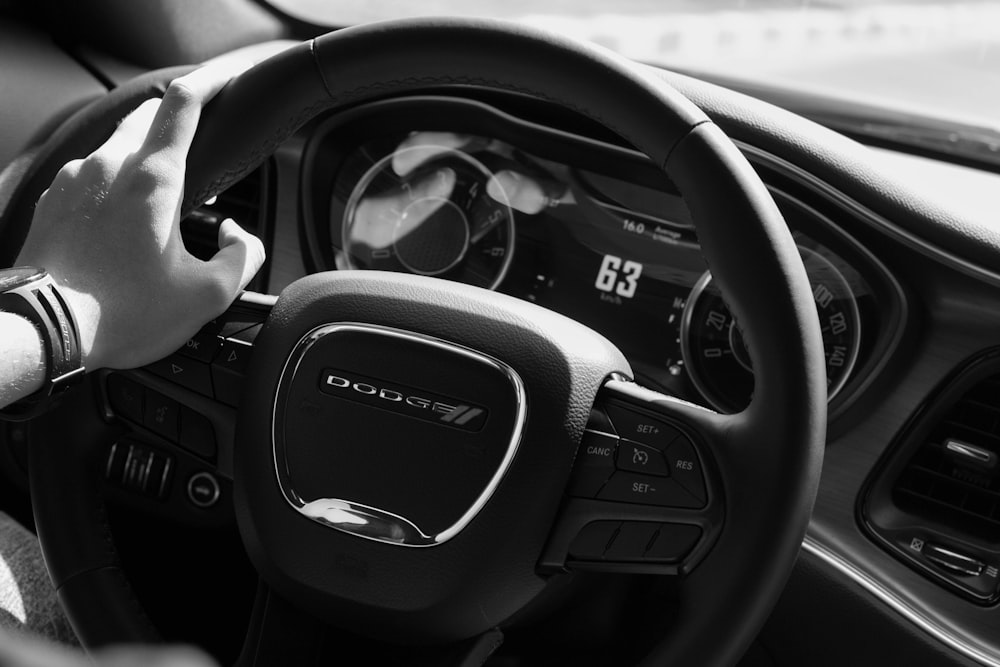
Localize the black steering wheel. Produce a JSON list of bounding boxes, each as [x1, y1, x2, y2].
[[6, 18, 825, 667]]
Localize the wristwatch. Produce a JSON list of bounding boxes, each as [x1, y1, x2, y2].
[[0, 266, 85, 420]]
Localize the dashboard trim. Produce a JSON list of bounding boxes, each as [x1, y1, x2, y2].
[[802, 536, 1000, 667], [737, 142, 1000, 290]]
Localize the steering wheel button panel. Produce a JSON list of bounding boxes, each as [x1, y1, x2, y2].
[[645, 524, 703, 563], [178, 407, 217, 461], [568, 430, 618, 497], [143, 391, 179, 441], [214, 338, 253, 374], [599, 471, 703, 509], [106, 374, 143, 423], [665, 437, 707, 501], [605, 522, 661, 561], [585, 407, 617, 436], [617, 440, 670, 476], [146, 354, 213, 397], [604, 404, 681, 451], [568, 521, 621, 560], [177, 327, 222, 364]]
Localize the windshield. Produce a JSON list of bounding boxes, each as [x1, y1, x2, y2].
[[271, 0, 1000, 133]]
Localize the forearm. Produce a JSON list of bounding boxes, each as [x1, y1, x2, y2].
[[0, 312, 45, 409]]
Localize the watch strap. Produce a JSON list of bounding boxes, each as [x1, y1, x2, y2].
[[0, 271, 85, 420]]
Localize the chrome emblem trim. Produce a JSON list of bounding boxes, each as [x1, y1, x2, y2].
[[271, 322, 527, 548]]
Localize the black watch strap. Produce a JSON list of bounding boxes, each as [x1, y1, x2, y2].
[[0, 267, 85, 420]]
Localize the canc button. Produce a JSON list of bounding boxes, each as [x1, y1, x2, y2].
[[569, 431, 618, 498]]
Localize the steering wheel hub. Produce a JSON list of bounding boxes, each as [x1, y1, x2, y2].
[[273, 322, 526, 547], [234, 271, 628, 643]]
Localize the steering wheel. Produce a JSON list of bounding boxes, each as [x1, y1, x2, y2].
[[5, 18, 825, 667]]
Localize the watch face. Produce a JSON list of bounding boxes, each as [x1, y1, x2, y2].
[[0, 267, 46, 291]]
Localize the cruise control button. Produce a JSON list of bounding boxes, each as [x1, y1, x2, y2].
[[143, 391, 179, 441], [665, 436, 707, 502], [576, 431, 617, 465], [605, 521, 659, 561], [568, 521, 620, 560], [598, 472, 703, 508], [616, 441, 670, 476], [569, 431, 618, 498], [107, 374, 143, 423], [645, 524, 702, 562], [604, 405, 680, 451], [147, 354, 213, 397]]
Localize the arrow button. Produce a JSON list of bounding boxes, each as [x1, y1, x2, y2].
[[215, 339, 252, 373], [146, 354, 213, 398]]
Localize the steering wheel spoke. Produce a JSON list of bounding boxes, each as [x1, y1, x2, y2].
[[96, 292, 274, 520], [539, 379, 726, 576]]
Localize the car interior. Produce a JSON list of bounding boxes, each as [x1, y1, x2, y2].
[[1, 0, 1000, 665]]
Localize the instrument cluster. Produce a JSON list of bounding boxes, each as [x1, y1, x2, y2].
[[301, 97, 900, 416]]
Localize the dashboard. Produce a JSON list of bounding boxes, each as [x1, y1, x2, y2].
[[5, 12, 1000, 666], [292, 96, 904, 417]]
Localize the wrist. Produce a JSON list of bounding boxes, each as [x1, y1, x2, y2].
[[0, 313, 46, 402], [56, 282, 99, 370]]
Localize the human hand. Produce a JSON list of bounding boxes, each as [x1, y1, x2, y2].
[[0, 629, 216, 667], [15, 59, 265, 372], [348, 132, 567, 253]]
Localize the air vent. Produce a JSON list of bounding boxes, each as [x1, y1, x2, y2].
[[861, 350, 1000, 603], [180, 167, 266, 263], [893, 375, 1000, 538]]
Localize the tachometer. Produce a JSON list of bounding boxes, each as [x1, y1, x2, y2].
[[339, 144, 514, 289], [681, 246, 861, 413]]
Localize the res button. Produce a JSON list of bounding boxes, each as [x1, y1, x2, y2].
[[665, 436, 707, 502]]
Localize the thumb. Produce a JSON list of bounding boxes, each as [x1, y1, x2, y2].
[[202, 218, 265, 306]]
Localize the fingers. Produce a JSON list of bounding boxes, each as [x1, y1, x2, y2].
[[202, 218, 265, 309], [95, 645, 218, 667], [101, 98, 161, 158], [143, 58, 253, 160], [392, 132, 476, 176]]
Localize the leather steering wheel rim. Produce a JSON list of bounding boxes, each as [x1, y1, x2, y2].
[[19, 18, 826, 666]]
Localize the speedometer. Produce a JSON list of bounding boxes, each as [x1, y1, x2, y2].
[[681, 245, 861, 413], [339, 144, 515, 289]]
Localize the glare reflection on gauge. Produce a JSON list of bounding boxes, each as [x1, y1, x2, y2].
[[681, 246, 861, 414], [339, 144, 515, 289]]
